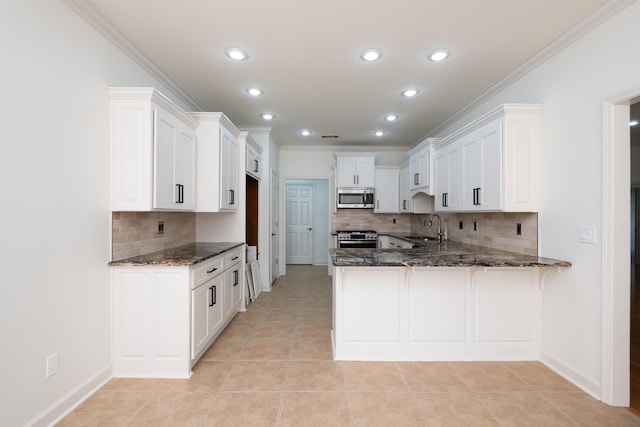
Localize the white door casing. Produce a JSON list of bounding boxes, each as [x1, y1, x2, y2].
[[271, 170, 279, 284], [286, 184, 313, 264]]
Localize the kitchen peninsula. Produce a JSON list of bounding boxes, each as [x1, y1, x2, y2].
[[330, 237, 570, 361]]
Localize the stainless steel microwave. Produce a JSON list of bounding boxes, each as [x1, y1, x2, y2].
[[336, 188, 375, 209]]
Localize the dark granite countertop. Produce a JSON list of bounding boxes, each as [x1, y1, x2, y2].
[[331, 237, 571, 268], [110, 242, 244, 267]]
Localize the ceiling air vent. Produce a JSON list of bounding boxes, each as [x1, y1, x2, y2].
[[322, 135, 339, 139]]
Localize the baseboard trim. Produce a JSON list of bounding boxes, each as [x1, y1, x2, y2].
[[27, 364, 112, 427], [539, 351, 601, 400]]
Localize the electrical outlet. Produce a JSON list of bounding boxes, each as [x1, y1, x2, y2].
[[46, 354, 58, 377], [517, 223, 522, 236], [158, 221, 164, 234]]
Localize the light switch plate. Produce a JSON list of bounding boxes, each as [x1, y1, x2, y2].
[[579, 225, 596, 244]]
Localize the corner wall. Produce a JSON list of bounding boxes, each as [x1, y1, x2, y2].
[[0, 1, 196, 425]]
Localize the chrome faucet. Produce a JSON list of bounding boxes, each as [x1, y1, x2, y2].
[[428, 214, 443, 243]]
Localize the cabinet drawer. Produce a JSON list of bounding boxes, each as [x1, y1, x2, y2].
[[192, 256, 224, 289], [224, 248, 243, 266]]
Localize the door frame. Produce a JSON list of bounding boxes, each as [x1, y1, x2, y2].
[[280, 175, 332, 276], [602, 95, 635, 406], [285, 183, 315, 265]]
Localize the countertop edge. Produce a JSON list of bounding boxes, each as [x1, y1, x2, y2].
[[109, 242, 244, 267]]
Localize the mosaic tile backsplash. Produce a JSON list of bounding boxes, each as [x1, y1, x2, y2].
[[112, 212, 196, 261]]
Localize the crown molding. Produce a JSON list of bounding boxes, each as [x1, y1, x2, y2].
[[279, 144, 409, 152], [422, 0, 636, 141], [64, 0, 204, 112]]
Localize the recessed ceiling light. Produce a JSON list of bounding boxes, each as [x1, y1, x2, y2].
[[374, 130, 385, 137], [631, 120, 639, 126], [301, 130, 311, 136], [246, 87, 262, 96], [261, 113, 274, 120], [360, 48, 382, 62], [428, 49, 450, 62], [402, 89, 419, 97], [385, 114, 398, 122], [226, 48, 248, 61]]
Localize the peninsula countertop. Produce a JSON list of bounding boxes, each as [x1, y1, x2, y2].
[[109, 242, 244, 267], [330, 236, 571, 268]]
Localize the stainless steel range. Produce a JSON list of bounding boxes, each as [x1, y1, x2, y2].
[[336, 230, 378, 249]]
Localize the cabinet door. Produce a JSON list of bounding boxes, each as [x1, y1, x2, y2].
[[409, 148, 429, 190], [337, 157, 358, 187], [399, 166, 413, 213], [220, 126, 239, 210], [477, 122, 501, 210], [462, 134, 482, 211], [153, 107, 195, 211], [174, 124, 196, 210], [207, 274, 225, 337], [192, 283, 211, 359], [447, 145, 463, 211], [374, 169, 399, 213], [355, 157, 375, 187], [435, 150, 449, 211], [246, 146, 261, 179], [154, 107, 179, 209], [228, 263, 242, 314]]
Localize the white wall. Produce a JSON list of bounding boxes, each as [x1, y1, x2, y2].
[[0, 1, 196, 426], [426, 1, 640, 399]]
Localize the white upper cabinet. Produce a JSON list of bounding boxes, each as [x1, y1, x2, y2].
[[110, 87, 197, 211], [434, 104, 542, 213], [374, 167, 400, 213], [408, 142, 433, 194], [242, 132, 262, 180], [191, 113, 241, 212], [399, 162, 413, 213], [336, 155, 375, 188]]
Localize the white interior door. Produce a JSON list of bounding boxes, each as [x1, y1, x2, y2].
[[286, 184, 313, 264]]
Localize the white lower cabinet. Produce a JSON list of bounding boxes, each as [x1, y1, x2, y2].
[[333, 266, 541, 361], [112, 246, 245, 378]]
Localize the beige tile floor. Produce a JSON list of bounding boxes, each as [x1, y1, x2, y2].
[[59, 265, 640, 426]]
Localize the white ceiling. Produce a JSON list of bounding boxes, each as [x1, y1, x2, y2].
[[71, 0, 620, 147]]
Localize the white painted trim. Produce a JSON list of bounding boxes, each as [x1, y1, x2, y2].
[[601, 100, 632, 406], [540, 351, 601, 400], [26, 364, 112, 427], [63, 0, 203, 112]]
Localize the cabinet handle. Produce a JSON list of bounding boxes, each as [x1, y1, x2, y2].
[[472, 188, 482, 205], [206, 267, 218, 274], [209, 285, 217, 306], [253, 159, 259, 173], [231, 256, 239, 261], [176, 184, 184, 204], [442, 193, 449, 207], [233, 269, 239, 286], [414, 173, 419, 186], [229, 189, 235, 205], [403, 200, 407, 210]]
